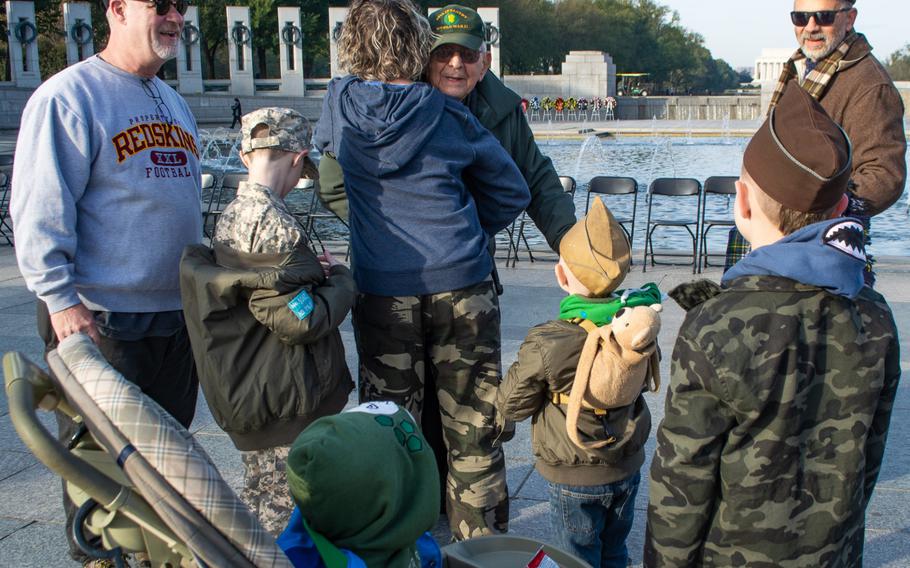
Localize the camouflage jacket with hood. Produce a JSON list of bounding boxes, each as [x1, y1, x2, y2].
[[645, 219, 901, 567]]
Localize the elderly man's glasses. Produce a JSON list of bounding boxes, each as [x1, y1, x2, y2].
[[135, 0, 189, 16], [790, 8, 850, 27], [431, 44, 481, 64]]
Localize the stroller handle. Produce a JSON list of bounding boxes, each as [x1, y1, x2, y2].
[[3, 351, 187, 554]]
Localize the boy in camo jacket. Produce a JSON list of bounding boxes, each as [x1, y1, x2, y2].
[[645, 84, 901, 567], [180, 108, 355, 536]]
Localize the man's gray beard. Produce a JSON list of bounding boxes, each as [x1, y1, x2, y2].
[[153, 39, 179, 62], [799, 29, 845, 61]]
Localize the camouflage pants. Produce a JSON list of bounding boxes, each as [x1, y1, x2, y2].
[[354, 280, 509, 540], [240, 445, 294, 537]]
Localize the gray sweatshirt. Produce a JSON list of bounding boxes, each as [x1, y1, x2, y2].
[[11, 56, 202, 314]]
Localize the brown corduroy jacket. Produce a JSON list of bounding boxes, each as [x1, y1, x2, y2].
[[806, 35, 907, 216]]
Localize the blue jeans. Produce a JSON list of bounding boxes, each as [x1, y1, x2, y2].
[[548, 472, 641, 568]]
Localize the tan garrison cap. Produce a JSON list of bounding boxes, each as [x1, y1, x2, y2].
[[744, 82, 852, 213], [559, 198, 631, 297]]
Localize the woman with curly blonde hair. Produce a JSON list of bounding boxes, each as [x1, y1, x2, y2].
[[337, 0, 432, 83], [313, 0, 530, 541]]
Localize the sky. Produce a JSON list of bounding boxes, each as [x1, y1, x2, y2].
[[657, 1, 910, 70]]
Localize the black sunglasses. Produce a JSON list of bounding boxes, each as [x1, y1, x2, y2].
[[790, 8, 850, 27], [431, 44, 481, 64], [136, 0, 189, 16]]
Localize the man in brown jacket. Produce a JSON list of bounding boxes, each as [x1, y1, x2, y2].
[[725, 0, 906, 278]]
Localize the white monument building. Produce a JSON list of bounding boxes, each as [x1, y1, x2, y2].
[[753, 48, 793, 83], [754, 48, 793, 114]]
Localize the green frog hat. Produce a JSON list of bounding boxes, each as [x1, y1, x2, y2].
[[286, 401, 440, 568]]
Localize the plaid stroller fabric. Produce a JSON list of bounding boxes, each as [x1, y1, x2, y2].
[[53, 333, 292, 568]]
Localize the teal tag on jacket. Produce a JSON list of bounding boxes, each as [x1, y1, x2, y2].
[[288, 289, 314, 320]]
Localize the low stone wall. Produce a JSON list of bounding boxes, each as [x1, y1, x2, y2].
[[2, 82, 907, 130], [184, 94, 325, 125], [896, 82, 910, 113], [615, 96, 763, 121], [0, 87, 35, 130], [0, 89, 326, 129]]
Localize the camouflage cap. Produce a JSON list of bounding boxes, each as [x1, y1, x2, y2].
[[240, 107, 318, 179], [240, 107, 312, 154]]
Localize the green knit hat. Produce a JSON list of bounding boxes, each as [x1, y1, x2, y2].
[[287, 402, 440, 568]]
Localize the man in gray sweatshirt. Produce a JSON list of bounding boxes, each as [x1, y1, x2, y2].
[[10, 1, 201, 565]]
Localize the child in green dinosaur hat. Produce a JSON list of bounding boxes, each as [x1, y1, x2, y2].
[[496, 197, 661, 568], [277, 401, 441, 568]]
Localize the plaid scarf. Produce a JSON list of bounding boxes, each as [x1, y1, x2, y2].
[[769, 31, 861, 111]]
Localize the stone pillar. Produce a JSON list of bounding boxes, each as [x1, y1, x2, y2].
[[226, 5, 254, 96], [63, 2, 93, 66], [5, 1, 41, 88], [476, 7, 501, 78], [278, 7, 305, 97], [176, 5, 203, 94], [560, 51, 615, 99], [328, 7, 349, 79]]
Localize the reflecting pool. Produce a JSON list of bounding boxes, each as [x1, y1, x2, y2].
[[201, 131, 909, 257]]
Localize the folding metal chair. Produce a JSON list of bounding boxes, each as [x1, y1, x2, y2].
[[0, 155, 14, 246], [204, 172, 245, 239], [642, 177, 702, 273], [504, 176, 577, 268], [586, 176, 638, 249], [296, 180, 351, 259], [698, 176, 738, 272]]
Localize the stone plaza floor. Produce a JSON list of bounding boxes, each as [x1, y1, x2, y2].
[[0, 244, 907, 566]]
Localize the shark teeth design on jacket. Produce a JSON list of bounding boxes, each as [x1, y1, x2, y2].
[[823, 220, 866, 262]]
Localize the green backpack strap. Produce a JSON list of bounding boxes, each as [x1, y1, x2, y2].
[[302, 516, 349, 568]]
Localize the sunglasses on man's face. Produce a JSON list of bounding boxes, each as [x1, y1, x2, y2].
[[790, 8, 850, 27], [431, 44, 482, 64], [135, 0, 188, 16]]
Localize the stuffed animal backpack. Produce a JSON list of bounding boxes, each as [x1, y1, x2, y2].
[[566, 304, 662, 450]]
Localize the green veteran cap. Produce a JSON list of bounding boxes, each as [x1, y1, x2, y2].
[[429, 5, 485, 51]]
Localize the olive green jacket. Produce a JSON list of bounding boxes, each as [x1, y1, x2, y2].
[[317, 73, 576, 252], [497, 319, 651, 485], [645, 277, 901, 567], [179, 243, 355, 451]]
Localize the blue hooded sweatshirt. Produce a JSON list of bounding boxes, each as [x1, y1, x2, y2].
[[314, 76, 530, 296], [722, 218, 868, 298]]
